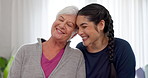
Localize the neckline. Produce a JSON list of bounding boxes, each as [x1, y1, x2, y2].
[[84, 44, 108, 55], [42, 48, 64, 62]]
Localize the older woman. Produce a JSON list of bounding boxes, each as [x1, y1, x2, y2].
[[8, 6, 85, 78]]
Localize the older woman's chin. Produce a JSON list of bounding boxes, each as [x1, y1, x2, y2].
[[52, 32, 63, 39]]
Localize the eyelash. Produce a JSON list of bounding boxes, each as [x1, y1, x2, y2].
[[82, 26, 87, 29], [59, 19, 64, 22], [58, 18, 73, 28], [67, 24, 72, 27]]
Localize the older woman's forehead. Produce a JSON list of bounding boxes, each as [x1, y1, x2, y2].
[[58, 14, 76, 21]]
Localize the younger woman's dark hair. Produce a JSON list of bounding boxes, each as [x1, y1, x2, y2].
[[77, 3, 116, 78]]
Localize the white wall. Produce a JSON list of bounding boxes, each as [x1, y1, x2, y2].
[[0, 0, 11, 59]]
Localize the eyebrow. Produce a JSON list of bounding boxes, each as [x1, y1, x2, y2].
[[60, 16, 64, 19], [80, 23, 87, 26], [60, 15, 75, 26]]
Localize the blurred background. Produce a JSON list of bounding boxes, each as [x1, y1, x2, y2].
[[0, 0, 147, 74]]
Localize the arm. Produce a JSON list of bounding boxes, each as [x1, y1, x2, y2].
[[115, 41, 136, 78], [8, 46, 25, 78], [76, 52, 86, 78]]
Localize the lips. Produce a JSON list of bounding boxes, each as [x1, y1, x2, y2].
[[56, 28, 65, 34], [82, 36, 88, 41]]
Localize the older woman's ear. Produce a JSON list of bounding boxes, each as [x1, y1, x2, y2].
[[67, 31, 77, 42], [71, 31, 77, 39]]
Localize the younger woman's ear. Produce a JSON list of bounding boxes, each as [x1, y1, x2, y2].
[[97, 20, 105, 30]]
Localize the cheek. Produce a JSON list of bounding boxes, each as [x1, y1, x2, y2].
[[84, 27, 94, 34], [51, 25, 55, 32], [67, 29, 74, 35], [85, 27, 99, 36], [52, 21, 58, 27], [68, 30, 73, 35], [52, 21, 59, 29], [51, 22, 58, 33]]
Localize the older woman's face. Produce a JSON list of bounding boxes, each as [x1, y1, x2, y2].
[[51, 14, 76, 42]]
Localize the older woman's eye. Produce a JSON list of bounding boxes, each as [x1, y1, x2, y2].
[[59, 19, 64, 22], [58, 16, 64, 22], [67, 23, 74, 27]]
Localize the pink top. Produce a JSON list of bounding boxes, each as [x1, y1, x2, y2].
[[41, 49, 64, 78]]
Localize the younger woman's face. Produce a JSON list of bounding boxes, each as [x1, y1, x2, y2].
[[76, 15, 104, 46]]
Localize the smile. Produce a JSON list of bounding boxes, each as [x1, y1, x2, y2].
[[82, 36, 88, 41], [56, 28, 65, 34]]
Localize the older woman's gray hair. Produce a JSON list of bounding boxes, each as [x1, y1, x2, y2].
[[56, 6, 79, 41], [56, 6, 79, 18]]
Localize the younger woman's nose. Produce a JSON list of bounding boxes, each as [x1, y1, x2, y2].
[[78, 28, 84, 35]]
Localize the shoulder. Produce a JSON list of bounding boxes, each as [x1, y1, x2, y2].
[[65, 44, 84, 60], [67, 46, 83, 56], [114, 38, 136, 77], [76, 42, 86, 51], [114, 38, 132, 50], [19, 43, 39, 51], [14, 43, 42, 64], [114, 38, 133, 51], [15, 43, 40, 56], [23, 42, 39, 47], [114, 38, 135, 60], [115, 38, 130, 46], [114, 38, 135, 58], [76, 42, 84, 48]]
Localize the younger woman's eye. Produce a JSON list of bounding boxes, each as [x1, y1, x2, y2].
[[82, 26, 87, 29]]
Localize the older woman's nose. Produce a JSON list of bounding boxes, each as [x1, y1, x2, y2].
[[59, 22, 66, 29]]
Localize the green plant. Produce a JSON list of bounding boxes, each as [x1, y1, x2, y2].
[[0, 57, 8, 78], [3, 56, 14, 78]]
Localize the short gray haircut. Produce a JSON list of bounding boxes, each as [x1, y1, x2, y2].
[[56, 6, 79, 18], [56, 6, 79, 41]]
